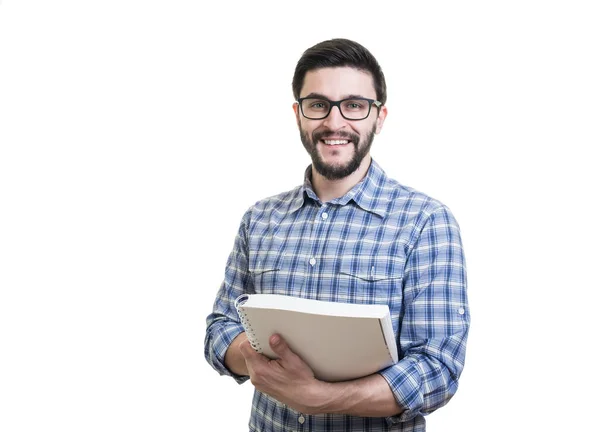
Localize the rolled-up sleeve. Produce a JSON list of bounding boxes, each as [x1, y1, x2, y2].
[[204, 209, 254, 384], [380, 205, 470, 425]]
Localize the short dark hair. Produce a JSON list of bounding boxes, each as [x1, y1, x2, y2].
[[292, 38, 387, 105]]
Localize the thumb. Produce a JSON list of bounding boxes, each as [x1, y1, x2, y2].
[[269, 334, 292, 360]]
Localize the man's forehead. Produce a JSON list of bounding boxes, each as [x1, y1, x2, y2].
[[300, 67, 376, 99]]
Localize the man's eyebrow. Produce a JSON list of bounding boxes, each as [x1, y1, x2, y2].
[[301, 92, 329, 100], [300, 93, 372, 100]]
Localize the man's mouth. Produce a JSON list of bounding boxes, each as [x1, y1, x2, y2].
[[320, 139, 351, 146]]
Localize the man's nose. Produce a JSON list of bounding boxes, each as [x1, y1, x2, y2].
[[322, 105, 346, 130]]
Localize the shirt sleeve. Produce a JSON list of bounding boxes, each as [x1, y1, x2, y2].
[[379, 205, 470, 425], [204, 208, 254, 384]]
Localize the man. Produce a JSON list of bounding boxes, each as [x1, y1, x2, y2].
[[204, 38, 470, 432]]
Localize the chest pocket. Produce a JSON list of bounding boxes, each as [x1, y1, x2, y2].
[[248, 252, 290, 295], [338, 255, 405, 304]]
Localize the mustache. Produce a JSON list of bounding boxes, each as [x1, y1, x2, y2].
[[312, 130, 359, 143]]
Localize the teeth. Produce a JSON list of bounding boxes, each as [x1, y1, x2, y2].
[[323, 140, 349, 145]]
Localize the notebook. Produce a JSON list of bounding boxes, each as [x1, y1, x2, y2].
[[234, 293, 399, 382]]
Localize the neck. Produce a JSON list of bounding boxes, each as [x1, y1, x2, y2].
[[311, 156, 372, 203]]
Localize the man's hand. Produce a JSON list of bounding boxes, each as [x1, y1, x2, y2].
[[239, 334, 326, 414]]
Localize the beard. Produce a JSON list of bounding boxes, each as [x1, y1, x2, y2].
[[299, 124, 376, 180]]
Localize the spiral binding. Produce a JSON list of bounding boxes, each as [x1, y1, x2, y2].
[[234, 294, 262, 353]]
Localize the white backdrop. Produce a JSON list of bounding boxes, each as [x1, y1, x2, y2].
[[1, 1, 599, 430]]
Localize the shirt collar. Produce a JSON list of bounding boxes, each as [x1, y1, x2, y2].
[[290, 159, 390, 218]]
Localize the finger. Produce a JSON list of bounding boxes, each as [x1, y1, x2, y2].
[[239, 340, 268, 364], [239, 339, 256, 358]]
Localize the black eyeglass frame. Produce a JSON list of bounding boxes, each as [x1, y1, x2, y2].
[[297, 97, 383, 121]]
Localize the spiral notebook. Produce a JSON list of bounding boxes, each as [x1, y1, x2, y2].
[[234, 294, 399, 382]]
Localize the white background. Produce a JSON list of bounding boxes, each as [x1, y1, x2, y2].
[[1, 1, 599, 430]]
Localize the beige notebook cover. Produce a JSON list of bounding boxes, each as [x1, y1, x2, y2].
[[235, 294, 399, 382]]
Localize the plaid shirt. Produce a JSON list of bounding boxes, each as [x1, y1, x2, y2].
[[205, 159, 470, 431]]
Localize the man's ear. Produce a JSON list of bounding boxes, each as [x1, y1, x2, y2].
[[293, 102, 301, 127], [375, 105, 388, 134]]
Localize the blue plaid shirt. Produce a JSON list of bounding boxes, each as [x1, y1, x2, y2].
[[205, 159, 470, 431]]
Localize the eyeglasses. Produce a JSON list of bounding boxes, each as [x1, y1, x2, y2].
[[297, 97, 382, 121]]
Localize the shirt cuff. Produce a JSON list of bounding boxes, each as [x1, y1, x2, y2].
[[209, 322, 249, 385], [380, 358, 424, 424]]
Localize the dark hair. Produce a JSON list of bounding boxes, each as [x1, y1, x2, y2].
[[292, 38, 387, 105]]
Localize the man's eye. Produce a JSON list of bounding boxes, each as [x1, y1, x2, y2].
[[345, 101, 364, 110], [311, 102, 326, 109]]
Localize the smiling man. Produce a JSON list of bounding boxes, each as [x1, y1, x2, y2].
[[205, 39, 470, 432], [296, 66, 384, 186]]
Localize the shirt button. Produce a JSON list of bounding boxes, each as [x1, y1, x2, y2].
[[458, 307, 465, 315], [309, 257, 316, 266], [298, 415, 305, 424], [321, 212, 328, 220]]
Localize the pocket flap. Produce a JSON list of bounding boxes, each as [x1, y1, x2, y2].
[[249, 251, 285, 275], [339, 255, 404, 282]]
